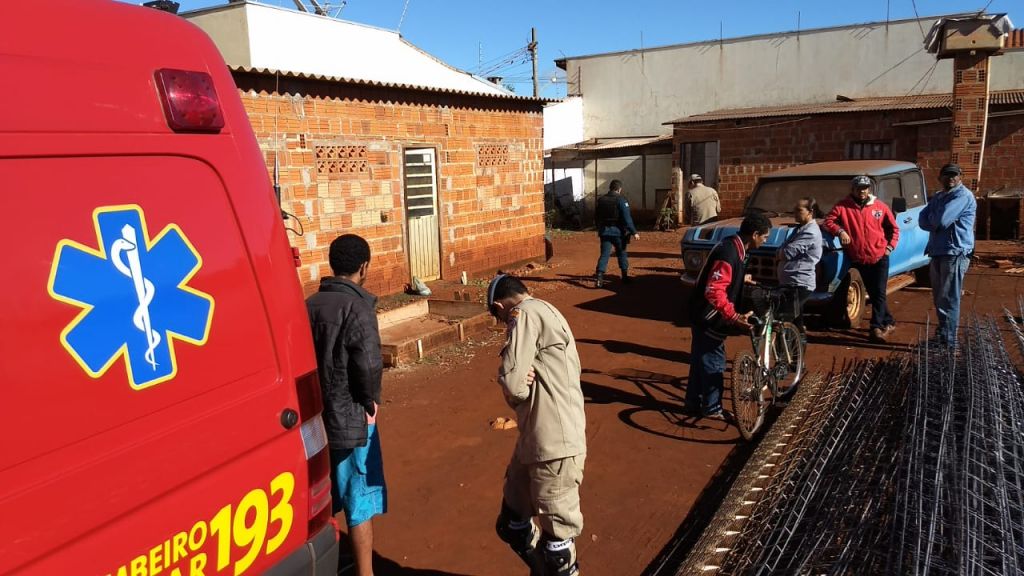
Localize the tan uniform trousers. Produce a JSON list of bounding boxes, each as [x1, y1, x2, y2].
[[503, 453, 585, 541]]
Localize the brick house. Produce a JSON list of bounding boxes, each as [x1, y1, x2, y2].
[[186, 2, 547, 296], [667, 90, 1024, 238]]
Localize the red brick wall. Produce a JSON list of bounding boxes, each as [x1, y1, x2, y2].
[[674, 108, 1024, 237], [950, 53, 991, 191], [233, 73, 545, 296], [673, 111, 935, 216], [982, 113, 1024, 192]]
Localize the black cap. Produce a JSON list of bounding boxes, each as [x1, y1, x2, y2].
[[851, 175, 872, 188], [940, 163, 962, 176]]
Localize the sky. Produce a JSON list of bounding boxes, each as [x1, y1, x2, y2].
[[163, 0, 1014, 98]]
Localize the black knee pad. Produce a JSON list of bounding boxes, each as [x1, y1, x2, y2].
[[495, 501, 536, 554], [541, 534, 578, 576]]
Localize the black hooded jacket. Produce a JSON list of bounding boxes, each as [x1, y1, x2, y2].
[[306, 277, 383, 450]]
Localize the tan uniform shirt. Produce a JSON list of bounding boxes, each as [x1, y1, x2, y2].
[[498, 297, 587, 464], [688, 183, 721, 225]]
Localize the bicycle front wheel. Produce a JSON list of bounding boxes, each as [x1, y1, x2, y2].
[[772, 322, 805, 400], [730, 350, 767, 441]]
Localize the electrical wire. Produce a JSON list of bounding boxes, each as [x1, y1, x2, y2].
[[910, 0, 927, 41], [472, 46, 530, 73], [283, 210, 305, 236]]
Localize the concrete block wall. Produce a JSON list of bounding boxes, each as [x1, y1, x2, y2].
[[672, 108, 1024, 221], [233, 75, 546, 297]]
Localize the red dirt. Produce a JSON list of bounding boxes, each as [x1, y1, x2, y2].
[[353, 230, 1024, 576]]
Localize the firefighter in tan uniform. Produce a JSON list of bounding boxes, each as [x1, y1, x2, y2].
[[487, 274, 587, 576]]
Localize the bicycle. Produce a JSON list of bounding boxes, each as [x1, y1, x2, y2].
[[730, 285, 806, 440]]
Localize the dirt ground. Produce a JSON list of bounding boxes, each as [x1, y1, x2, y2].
[[351, 231, 1024, 576]]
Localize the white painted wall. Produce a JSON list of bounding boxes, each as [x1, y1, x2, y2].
[[543, 97, 584, 150], [564, 17, 1024, 138], [544, 165, 585, 201]]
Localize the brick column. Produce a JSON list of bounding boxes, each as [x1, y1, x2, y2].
[[950, 53, 991, 191]]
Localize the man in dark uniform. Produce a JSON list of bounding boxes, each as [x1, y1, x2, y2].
[[593, 179, 639, 288]]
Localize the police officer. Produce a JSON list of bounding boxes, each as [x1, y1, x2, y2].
[[593, 179, 639, 288]]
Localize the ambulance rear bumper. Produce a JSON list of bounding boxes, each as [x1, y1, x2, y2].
[[265, 522, 339, 576]]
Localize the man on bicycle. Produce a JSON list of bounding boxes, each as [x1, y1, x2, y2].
[[686, 213, 771, 419]]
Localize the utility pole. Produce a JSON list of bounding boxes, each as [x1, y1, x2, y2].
[[529, 27, 539, 97]]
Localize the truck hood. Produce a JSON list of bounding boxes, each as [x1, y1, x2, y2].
[[684, 216, 835, 249]]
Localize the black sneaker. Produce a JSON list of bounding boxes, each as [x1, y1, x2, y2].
[[594, 273, 604, 289], [621, 271, 632, 284]]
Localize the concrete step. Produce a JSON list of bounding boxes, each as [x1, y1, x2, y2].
[[379, 299, 493, 367]]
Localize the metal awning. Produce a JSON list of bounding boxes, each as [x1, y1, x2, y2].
[[548, 135, 673, 160]]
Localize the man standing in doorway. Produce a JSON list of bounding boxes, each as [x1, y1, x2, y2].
[[488, 274, 586, 576], [594, 179, 639, 288], [919, 163, 976, 347], [687, 173, 721, 225], [306, 234, 387, 576], [823, 175, 900, 343]]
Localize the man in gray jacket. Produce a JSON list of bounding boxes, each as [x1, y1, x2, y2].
[[777, 197, 823, 336], [488, 274, 586, 576]]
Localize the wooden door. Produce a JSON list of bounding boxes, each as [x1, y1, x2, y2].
[[403, 148, 441, 281]]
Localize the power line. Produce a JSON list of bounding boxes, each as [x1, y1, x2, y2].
[[910, 0, 926, 41], [471, 46, 530, 74]]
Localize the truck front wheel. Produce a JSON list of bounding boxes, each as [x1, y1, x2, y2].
[[827, 269, 866, 329]]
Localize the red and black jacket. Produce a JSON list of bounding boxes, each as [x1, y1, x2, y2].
[[690, 235, 746, 339]]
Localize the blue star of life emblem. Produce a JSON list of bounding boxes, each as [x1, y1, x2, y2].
[[47, 205, 215, 390]]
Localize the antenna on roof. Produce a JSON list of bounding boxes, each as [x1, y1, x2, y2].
[[398, 0, 412, 32]]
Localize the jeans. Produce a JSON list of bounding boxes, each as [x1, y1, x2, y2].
[[854, 255, 894, 330], [930, 255, 970, 345], [686, 327, 726, 414], [596, 235, 628, 274]]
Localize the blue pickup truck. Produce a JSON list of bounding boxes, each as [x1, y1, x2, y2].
[[680, 160, 931, 328]]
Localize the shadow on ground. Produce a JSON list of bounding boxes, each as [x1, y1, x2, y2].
[[337, 544, 474, 576], [582, 366, 741, 444], [577, 338, 691, 364], [639, 406, 786, 576], [573, 273, 691, 324]]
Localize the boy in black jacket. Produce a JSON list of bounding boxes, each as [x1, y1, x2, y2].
[[686, 213, 771, 418], [306, 234, 385, 576]]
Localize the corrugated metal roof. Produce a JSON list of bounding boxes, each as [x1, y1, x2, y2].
[[551, 135, 673, 153], [231, 65, 556, 103], [186, 2, 554, 103], [667, 89, 1024, 124]]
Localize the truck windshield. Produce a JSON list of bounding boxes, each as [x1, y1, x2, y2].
[[747, 178, 854, 216]]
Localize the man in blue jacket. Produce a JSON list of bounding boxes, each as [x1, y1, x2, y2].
[[919, 163, 976, 347], [593, 179, 639, 288]]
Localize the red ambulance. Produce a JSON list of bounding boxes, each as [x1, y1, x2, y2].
[[0, 1, 338, 574]]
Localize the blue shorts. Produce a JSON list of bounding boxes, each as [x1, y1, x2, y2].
[[330, 424, 387, 527]]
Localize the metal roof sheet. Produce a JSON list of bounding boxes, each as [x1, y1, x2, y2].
[[187, 2, 554, 103], [551, 135, 673, 153], [230, 65, 556, 103], [667, 89, 1024, 124]]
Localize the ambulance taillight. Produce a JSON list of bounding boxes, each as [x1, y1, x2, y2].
[[154, 69, 225, 133], [295, 370, 334, 538]]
